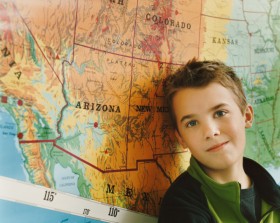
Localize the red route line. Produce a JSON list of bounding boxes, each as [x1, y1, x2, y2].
[[20, 139, 55, 144], [54, 143, 106, 173], [19, 139, 170, 174], [55, 143, 158, 173], [12, 3, 63, 85]]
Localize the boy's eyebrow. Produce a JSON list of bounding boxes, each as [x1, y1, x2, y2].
[[211, 103, 229, 111], [180, 114, 195, 123], [179, 103, 229, 123]]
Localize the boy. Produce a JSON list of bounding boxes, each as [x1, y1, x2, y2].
[[158, 59, 280, 222]]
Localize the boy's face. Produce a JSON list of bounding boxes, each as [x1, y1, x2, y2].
[[173, 82, 253, 173]]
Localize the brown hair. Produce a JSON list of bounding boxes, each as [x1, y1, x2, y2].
[[163, 58, 247, 129]]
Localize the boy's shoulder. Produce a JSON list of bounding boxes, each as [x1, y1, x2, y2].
[[243, 157, 280, 202], [161, 170, 208, 208], [158, 170, 215, 223]]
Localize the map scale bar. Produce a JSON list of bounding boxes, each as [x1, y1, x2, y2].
[[0, 176, 157, 223]]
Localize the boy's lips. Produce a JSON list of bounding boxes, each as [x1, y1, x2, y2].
[[206, 141, 229, 152]]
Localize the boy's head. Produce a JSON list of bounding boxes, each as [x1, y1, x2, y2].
[[163, 58, 247, 130], [163, 58, 254, 176]]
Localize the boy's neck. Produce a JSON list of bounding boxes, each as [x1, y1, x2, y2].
[[202, 161, 252, 189]]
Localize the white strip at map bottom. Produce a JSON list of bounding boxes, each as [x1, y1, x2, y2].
[[0, 176, 157, 223]]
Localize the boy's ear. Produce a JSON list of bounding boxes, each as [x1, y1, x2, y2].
[[175, 130, 188, 148], [244, 104, 254, 128]]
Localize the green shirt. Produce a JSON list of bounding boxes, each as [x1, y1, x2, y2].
[[188, 157, 280, 223], [158, 157, 280, 223]]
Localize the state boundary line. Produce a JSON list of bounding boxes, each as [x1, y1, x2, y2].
[[19, 139, 187, 174]]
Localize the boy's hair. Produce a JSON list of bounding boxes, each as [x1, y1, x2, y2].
[[163, 58, 247, 129]]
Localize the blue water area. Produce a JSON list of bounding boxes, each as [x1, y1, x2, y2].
[[54, 163, 80, 196], [0, 108, 26, 181], [0, 199, 105, 223]]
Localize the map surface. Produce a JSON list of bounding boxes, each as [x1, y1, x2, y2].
[[0, 0, 280, 221]]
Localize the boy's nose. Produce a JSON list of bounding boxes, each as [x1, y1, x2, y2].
[[203, 123, 220, 140]]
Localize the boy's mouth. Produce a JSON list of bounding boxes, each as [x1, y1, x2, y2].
[[206, 141, 229, 152]]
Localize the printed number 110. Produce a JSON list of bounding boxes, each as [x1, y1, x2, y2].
[[108, 207, 119, 217]]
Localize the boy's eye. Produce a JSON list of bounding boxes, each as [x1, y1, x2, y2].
[[215, 110, 227, 117], [186, 120, 197, 128]]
